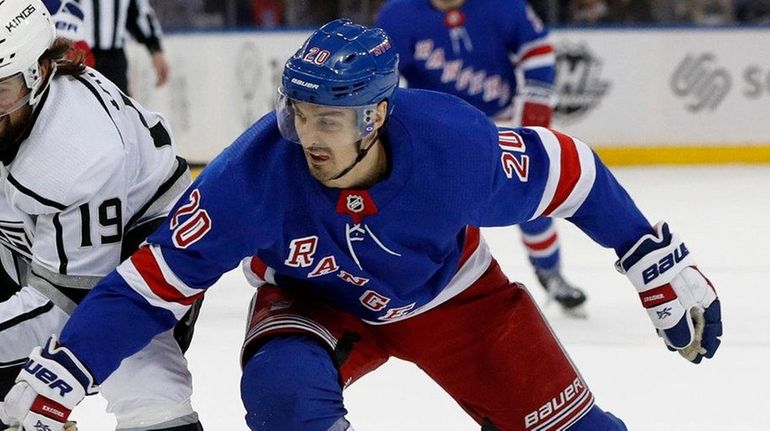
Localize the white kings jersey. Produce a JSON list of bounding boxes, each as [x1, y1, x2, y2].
[[0, 195, 34, 287], [0, 68, 190, 314]]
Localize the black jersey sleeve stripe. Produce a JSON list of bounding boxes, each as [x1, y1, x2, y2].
[[0, 301, 54, 332], [6, 175, 67, 211], [126, 156, 188, 231], [53, 214, 68, 274], [120, 92, 148, 127], [149, 123, 172, 148], [74, 74, 127, 147], [74, 75, 113, 118]]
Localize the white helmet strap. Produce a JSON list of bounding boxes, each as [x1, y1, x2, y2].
[[22, 60, 54, 107], [22, 63, 41, 89]]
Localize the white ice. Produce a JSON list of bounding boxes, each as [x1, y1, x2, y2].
[[72, 166, 770, 430]]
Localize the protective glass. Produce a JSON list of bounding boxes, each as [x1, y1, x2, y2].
[[275, 88, 378, 146], [0, 73, 32, 117]]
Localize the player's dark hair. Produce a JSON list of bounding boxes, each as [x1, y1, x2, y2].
[[41, 37, 87, 77]]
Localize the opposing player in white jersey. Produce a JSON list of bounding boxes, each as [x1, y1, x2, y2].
[[0, 1, 202, 430]]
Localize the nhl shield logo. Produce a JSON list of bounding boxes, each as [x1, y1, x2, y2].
[[346, 194, 365, 213], [336, 190, 378, 223], [554, 41, 610, 124]]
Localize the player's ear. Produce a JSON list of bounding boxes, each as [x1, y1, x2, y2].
[[374, 100, 388, 130]]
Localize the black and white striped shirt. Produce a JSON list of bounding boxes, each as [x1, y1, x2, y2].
[[79, 0, 163, 52]]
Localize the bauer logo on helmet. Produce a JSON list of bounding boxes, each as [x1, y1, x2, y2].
[[290, 78, 320, 90]]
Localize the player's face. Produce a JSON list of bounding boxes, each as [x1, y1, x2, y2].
[[292, 101, 362, 182], [430, 0, 465, 10], [0, 73, 31, 115], [0, 73, 33, 146]]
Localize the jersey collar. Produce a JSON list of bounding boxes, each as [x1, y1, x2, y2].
[[314, 119, 413, 223]]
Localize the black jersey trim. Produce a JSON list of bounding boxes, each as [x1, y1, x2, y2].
[[74, 74, 127, 148], [119, 93, 148, 126], [119, 93, 171, 148], [7, 174, 67, 211], [0, 300, 54, 332], [74, 74, 112, 119], [149, 123, 172, 148], [53, 214, 68, 274], [126, 156, 189, 230]]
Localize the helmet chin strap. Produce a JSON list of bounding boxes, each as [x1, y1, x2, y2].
[[329, 129, 380, 182], [29, 62, 56, 107]]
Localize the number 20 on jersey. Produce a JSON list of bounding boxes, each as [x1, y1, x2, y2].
[[498, 130, 529, 182]]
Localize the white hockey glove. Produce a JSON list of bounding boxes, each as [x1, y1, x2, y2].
[[3, 337, 97, 431], [617, 222, 722, 363]]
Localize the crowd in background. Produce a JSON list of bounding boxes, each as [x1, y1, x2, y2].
[[150, 0, 770, 30]]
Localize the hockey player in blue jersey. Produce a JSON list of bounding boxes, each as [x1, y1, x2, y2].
[[376, 0, 589, 314], [4, 19, 721, 431]]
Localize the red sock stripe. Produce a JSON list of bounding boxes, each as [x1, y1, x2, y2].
[[31, 395, 71, 422], [543, 130, 581, 216], [523, 232, 558, 251], [639, 283, 678, 309], [131, 247, 203, 306]]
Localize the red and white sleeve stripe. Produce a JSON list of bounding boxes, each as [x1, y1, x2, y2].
[[242, 256, 276, 288], [117, 245, 205, 320], [529, 127, 597, 220], [515, 37, 555, 72]]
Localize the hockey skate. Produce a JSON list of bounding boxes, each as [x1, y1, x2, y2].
[[536, 269, 588, 318]]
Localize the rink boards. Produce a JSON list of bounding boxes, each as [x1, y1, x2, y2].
[[126, 27, 770, 165]]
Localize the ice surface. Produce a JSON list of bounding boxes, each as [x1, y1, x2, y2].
[[71, 166, 770, 430]]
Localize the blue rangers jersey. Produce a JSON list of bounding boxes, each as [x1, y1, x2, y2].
[[376, 0, 555, 119], [60, 89, 651, 382]]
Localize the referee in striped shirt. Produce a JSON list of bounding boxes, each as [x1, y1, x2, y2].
[[82, 0, 170, 93]]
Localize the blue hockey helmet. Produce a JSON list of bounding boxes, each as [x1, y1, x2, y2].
[[277, 19, 399, 143], [282, 18, 398, 108]]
